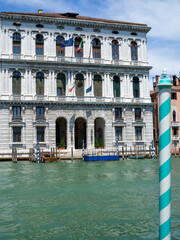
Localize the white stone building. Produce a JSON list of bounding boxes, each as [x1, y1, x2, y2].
[[0, 10, 153, 155]]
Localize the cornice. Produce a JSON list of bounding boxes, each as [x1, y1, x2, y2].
[[0, 14, 151, 33], [0, 99, 154, 108]]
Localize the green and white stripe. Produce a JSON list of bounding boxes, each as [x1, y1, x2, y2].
[[158, 70, 172, 240]]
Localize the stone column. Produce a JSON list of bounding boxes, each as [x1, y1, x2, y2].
[[87, 123, 94, 149], [52, 70, 55, 96], [121, 74, 125, 98]]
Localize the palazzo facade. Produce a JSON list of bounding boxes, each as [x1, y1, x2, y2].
[[0, 10, 153, 154]]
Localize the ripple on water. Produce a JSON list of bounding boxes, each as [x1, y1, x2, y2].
[[0, 159, 179, 239]]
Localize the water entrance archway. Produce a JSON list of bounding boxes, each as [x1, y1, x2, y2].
[[56, 117, 67, 148], [75, 118, 86, 149]]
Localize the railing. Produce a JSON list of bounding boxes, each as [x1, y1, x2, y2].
[[171, 121, 180, 127], [1, 53, 149, 66]]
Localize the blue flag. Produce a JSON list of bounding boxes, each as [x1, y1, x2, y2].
[[86, 86, 92, 93], [61, 37, 73, 47]]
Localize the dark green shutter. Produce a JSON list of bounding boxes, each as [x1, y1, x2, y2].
[[133, 77, 140, 98], [113, 76, 120, 97]]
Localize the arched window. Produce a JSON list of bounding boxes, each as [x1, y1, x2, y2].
[[112, 40, 119, 61], [75, 37, 83, 58], [56, 35, 65, 56], [75, 73, 84, 96], [13, 33, 21, 54], [94, 74, 102, 97], [133, 76, 140, 98], [57, 73, 66, 96], [92, 38, 101, 59], [36, 34, 44, 55], [173, 110, 176, 122], [36, 72, 44, 95], [12, 71, 21, 95], [131, 41, 138, 61], [113, 76, 120, 97]]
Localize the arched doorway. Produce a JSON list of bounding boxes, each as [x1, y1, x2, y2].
[[75, 118, 86, 149], [94, 118, 105, 148], [56, 117, 67, 148]]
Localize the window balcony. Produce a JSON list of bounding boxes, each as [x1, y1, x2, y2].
[[12, 117, 22, 121], [172, 121, 180, 127], [173, 135, 179, 141], [35, 55, 46, 61], [12, 95, 22, 100], [36, 116, 46, 121], [35, 95, 47, 101], [13, 54, 22, 60], [135, 117, 143, 122]]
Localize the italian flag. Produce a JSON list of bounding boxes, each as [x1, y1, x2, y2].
[[68, 82, 75, 92], [77, 40, 83, 54]]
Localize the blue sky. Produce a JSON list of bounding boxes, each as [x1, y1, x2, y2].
[[1, 0, 180, 87]]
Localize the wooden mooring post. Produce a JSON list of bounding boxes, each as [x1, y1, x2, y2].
[[122, 147, 124, 160], [71, 147, 73, 161], [12, 148, 17, 163]]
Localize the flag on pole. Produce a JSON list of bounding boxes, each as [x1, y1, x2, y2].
[[69, 82, 75, 92], [86, 85, 92, 93], [61, 37, 73, 47], [77, 39, 83, 54]]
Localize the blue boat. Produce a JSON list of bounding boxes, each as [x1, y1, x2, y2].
[[84, 154, 119, 161]]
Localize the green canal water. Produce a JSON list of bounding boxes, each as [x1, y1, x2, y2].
[[0, 158, 180, 240]]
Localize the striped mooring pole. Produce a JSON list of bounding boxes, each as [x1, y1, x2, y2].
[[116, 140, 118, 155], [157, 69, 172, 240], [37, 141, 40, 163]]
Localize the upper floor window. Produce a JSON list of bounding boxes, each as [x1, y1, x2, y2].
[[37, 127, 45, 142], [75, 73, 84, 96], [133, 76, 140, 98], [113, 76, 120, 97], [12, 71, 21, 95], [171, 92, 177, 100], [36, 34, 44, 55], [75, 37, 83, 58], [13, 106, 21, 119], [13, 127, 21, 142], [92, 38, 101, 59], [94, 74, 102, 97], [56, 35, 65, 57], [57, 73, 66, 96], [135, 108, 141, 120], [36, 72, 44, 95], [135, 127, 142, 140], [131, 41, 138, 61], [112, 40, 119, 61], [36, 106, 44, 119], [115, 108, 122, 120], [173, 110, 176, 122], [13, 33, 21, 54]]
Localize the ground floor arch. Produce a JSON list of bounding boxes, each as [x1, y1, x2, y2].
[[94, 117, 105, 148], [56, 117, 67, 148], [75, 117, 86, 149]]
